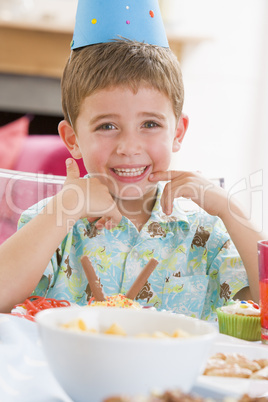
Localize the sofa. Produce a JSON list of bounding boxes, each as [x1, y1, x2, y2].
[[14, 134, 87, 176]]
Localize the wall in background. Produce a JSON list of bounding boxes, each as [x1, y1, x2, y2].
[[251, 1, 268, 235], [163, 0, 267, 234]]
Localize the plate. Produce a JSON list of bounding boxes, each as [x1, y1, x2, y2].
[[193, 334, 268, 399]]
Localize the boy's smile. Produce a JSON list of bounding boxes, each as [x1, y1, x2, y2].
[[110, 165, 150, 181], [62, 85, 184, 205]]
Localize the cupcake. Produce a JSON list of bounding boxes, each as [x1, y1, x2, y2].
[[216, 300, 261, 341]]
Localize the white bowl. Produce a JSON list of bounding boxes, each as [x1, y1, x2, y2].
[[36, 307, 217, 402]]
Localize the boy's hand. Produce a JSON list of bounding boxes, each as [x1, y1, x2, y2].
[[149, 170, 227, 218], [61, 158, 122, 229]]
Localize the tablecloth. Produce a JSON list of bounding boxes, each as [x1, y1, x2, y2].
[[0, 314, 72, 402]]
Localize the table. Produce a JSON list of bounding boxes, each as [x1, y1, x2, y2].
[[0, 314, 71, 402], [1, 313, 268, 402]]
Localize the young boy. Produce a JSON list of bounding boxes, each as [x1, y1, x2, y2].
[[0, 1, 261, 320]]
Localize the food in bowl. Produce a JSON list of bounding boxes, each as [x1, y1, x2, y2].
[[36, 307, 217, 402], [61, 316, 191, 338], [88, 294, 142, 309]]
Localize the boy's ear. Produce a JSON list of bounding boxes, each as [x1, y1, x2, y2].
[[58, 120, 82, 159], [172, 113, 189, 152]]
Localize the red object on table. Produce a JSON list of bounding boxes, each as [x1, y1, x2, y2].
[[11, 296, 71, 322]]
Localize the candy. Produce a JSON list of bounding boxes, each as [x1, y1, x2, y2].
[[81, 256, 106, 302], [11, 296, 71, 321], [82, 256, 158, 304], [125, 258, 159, 300]]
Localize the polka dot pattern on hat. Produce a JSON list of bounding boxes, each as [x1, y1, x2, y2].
[[71, 0, 169, 50]]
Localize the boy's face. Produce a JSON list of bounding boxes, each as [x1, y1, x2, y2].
[[65, 85, 185, 201]]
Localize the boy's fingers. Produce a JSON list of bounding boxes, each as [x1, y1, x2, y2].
[[161, 182, 175, 215], [94, 217, 107, 230], [105, 203, 122, 228], [87, 217, 99, 223], [109, 209, 122, 227], [65, 158, 80, 181]]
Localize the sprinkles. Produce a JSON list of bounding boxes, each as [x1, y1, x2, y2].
[[226, 299, 260, 312], [149, 10, 154, 18], [88, 294, 141, 309], [219, 299, 261, 318], [91, 18, 97, 24], [238, 300, 260, 309]]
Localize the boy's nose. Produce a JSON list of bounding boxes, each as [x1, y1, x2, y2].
[[116, 132, 142, 156]]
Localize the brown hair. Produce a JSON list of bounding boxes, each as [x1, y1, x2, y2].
[[61, 39, 184, 130]]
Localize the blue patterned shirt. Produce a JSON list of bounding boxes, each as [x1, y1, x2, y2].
[[18, 184, 248, 322]]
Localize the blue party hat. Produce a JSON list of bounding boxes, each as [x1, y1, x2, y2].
[[71, 0, 169, 50]]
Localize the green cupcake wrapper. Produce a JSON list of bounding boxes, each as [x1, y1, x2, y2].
[[216, 308, 261, 341]]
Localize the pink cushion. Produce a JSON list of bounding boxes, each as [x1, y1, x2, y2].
[[0, 116, 30, 169], [0, 172, 65, 245], [15, 135, 87, 177]]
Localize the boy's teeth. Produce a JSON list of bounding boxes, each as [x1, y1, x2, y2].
[[113, 167, 146, 177]]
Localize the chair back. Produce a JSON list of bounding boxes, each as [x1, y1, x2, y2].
[[0, 168, 65, 244]]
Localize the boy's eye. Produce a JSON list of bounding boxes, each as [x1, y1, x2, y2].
[[143, 121, 159, 129], [97, 123, 116, 131]]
